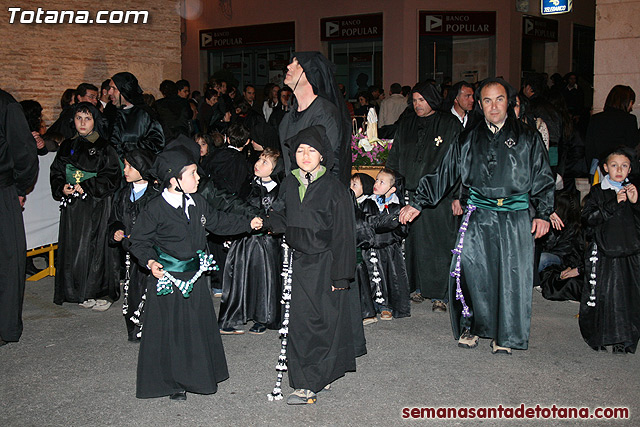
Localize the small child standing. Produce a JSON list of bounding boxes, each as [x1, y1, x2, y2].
[[264, 125, 359, 405], [109, 149, 159, 341], [350, 172, 374, 206], [359, 168, 410, 321], [128, 143, 262, 400], [580, 147, 640, 354], [218, 148, 284, 335]]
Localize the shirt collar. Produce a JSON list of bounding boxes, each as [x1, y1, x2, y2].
[[132, 182, 148, 193], [602, 174, 625, 193], [162, 189, 196, 218], [451, 105, 467, 126], [485, 118, 506, 134]]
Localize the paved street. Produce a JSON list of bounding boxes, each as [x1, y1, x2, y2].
[[2, 273, 638, 426]]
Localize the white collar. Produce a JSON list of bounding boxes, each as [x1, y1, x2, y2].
[[368, 193, 400, 211], [451, 105, 467, 126], [356, 194, 368, 204], [100, 99, 108, 109], [162, 188, 196, 218], [229, 145, 243, 152], [132, 182, 148, 193], [485, 118, 505, 134], [257, 178, 277, 192], [600, 176, 624, 193]]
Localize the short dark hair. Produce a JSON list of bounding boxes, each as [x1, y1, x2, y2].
[[604, 146, 636, 165], [604, 85, 636, 112], [522, 73, 545, 97], [377, 167, 397, 187], [390, 83, 402, 94], [243, 84, 255, 93], [61, 88, 75, 109], [19, 100, 43, 132], [211, 131, 226, 148], [100, 79, 111, 94], [159, 80, 177, 97], [401, 85, 411, 97], [176, 79, 190, 91], [204, 88, 218, 101], [357, 91, 371, 103], [234, 99, 251, 115], [226, 123, 250, 148], [75, 83, 98, 102]]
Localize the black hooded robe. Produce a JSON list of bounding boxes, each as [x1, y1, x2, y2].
[[0, 89, 38, 343], [386, 109, 463, 298], [579, 183, 640, 353], [50, 133, 122, 304]]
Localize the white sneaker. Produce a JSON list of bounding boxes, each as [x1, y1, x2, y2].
[[79, 299, 96, 308], [213, 292, 222, 298], [92, 299, 112, 312]]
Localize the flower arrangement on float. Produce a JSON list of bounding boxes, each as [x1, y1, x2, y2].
[[351, 107, 393, 168]]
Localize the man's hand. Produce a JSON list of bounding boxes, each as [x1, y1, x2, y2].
[[560, 267, 579, 280], [625, 184, 638, 204], [74, 184, 84, 195], [451, 199, 463, 216], [251, 217, 263, 230], [148, 260, 164, 279], [114, 230, 125, 242], [549, 212, 564, 230], [62, 183, 74, 196], [531, 218, 550, 239], [18, 195, 26, 209], [399, 205, 420, 224]]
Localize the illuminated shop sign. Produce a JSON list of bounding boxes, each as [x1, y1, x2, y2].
[[419, 11, 496, 36], [523, 15, 558, 42], [321, 13, 382, 41], [541, 0, 572, 15]]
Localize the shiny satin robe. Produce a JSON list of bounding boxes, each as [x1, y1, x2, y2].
[[412, 117, 555, 349]]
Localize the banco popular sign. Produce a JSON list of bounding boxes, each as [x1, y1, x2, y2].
[[321, 13, 382, 41], [419, 11, 496, 36]]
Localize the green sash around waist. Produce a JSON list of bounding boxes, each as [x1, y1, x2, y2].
[[154, 246, 199, 272], [468, 189, 529, 212], [66, 164, 97, 184]]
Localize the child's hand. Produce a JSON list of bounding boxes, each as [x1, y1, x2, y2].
[[251, 217, 263, 230], [617, 189, 628, 203], [147, 259, 165, 279], [74, 184, 84, 195], [114, 230, 125, 242], [625, 184, 638, 204], [549, 212, 564, 230], [62, 183, 74, 195], [560, 267, 579, 280]]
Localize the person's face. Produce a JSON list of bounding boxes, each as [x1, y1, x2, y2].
[[78, 89, 98, 106], [177, 87, 190, 99], [219, 82, 227, 94], [514, 96, 521, 119], [108, 80, 122, 106], [480, 84, 509, 126], [196, 138, 208, 157], [206, 94, 218, 106], [603, 154, 631, 182], [123, 159, 143, 183], [350, 177, 363, 198], [74, 111, 94, 136], [412, 92, 434, 117], [295, 143, 322, 174], [270, 85, 280, 99], [371, 90, 380, 100], [244, 87, 255, 102], [568, 75, 577, 86], [373, 172, 395, 196], [254, 154, 276, 178], [455, 86, 475, 112], [358, 96, 367, 106], [280, 90, 292, 106], [176, 164, 200, 193], [284, 58, 305, 87], [101, 88, 109, 101]]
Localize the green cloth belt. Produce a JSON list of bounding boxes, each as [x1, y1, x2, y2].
[[468, 189, 529, 211], [548, 146, 558, 167], [66, 164, 97, 184], [154, 246, 199, 272]]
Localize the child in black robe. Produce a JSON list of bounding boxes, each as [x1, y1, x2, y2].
[[50, 102, 121, 308], [580, 147, 640, 354], [218, 148, 284, 334], [359, 168, 410, 321], [108, 149, 159, 341], [264, 125, 359, 405], [128, 143, 262, 400]]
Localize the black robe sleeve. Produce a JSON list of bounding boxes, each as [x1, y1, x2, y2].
[[79, 144, 121, 199], [330, 185, 356, 288], [195, 193, 253, 237], [1, 100, 38, 195]]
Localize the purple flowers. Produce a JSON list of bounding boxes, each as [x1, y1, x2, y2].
[[351, 134, 393, 167]]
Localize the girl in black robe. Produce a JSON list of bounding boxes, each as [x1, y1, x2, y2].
[[580, 147, 640, 354], [108, 149, 159, 341], [218, 148, 284, 334], [50, 102, 121, 308], [265, 125, 359, 405], [128, 143, 262, 400]]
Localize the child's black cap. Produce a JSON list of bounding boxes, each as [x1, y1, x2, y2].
[[287, 125, 334, 170], [124, 149, 156, 181]]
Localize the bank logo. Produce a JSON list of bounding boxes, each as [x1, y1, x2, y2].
[[424, 15, 442, 32], [524, 18, 534, 35], [201, 32, 212, 47], [325, 21, 339, 37]]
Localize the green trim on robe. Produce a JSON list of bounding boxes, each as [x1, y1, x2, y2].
[[292, 166, 326, 201]]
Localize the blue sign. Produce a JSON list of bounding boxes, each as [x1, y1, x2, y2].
[[541, 0, 572, 15]]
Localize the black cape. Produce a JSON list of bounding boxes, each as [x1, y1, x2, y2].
[[110, 107, 165, 159], [50, 133, 122, 304], [266, 169, 362, 392]]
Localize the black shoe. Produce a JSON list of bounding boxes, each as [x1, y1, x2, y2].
[[248, 322, 267, 335], [591, 345, 607, 352], [0, 339, 7, 347], [170, 391, 187, 401]]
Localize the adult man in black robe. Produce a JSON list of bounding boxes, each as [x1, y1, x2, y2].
[[278, 52, 352, 186], [386, 82, 463, 312], [0, 88, 39, 346], [401, 78, 554, 354], [108, 72, 165, 159], [153, 80, 191, 142]]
